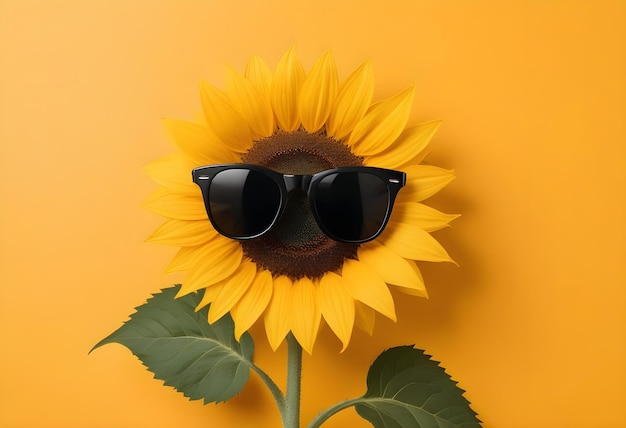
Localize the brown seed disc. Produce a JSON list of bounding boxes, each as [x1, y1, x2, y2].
[[240, 130, 363, 279]]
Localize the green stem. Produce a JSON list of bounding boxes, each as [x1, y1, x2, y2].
[[284, 333, 303, 428], [307, 397, 363, 428], [250, 364, 285, 415]]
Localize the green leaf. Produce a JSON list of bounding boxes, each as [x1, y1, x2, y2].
[[355, 346, 481, 428], [91, 285, 254, 404]]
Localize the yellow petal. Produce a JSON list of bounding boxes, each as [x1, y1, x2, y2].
[[144, 154, 199, 196], [165, 245, 196, 273], [143, 188, 208, 221], [177, 237, 243, 296], [379, 222, 454, 263], [146, 218, 216, 246], [264, 275, 293, 351], [357, 241, 426, 296], [390, 202, 460, 232], [299, 51, 338, 133], [232, 270, 273, 340], [354, 301, 375, 335], [396, 165, 455, 203], [326, 61, 374, 140], [392, 261, 428, 298], [270, 47, 305, 132], [347, 85, 414, 156], [225, 66, 274, 139], [195, 280, 226, 312], [363, 120, 441, 169], [208, 259, 257, 323], [199, 80, 253, 153], [341, 259, 396, 322], [161, 118, 240, 165], [245, 54, 273, 97], [289, 277, 321, 354], [318, 272, 354, 351]]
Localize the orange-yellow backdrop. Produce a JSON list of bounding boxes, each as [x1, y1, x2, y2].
[[1, 1, 625, 427]]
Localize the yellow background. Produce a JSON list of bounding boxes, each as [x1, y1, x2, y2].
[[1, 1, 625, 427]]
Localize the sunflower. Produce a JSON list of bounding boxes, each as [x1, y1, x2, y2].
[[144, 48, 457, 354]]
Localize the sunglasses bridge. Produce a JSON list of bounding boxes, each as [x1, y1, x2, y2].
[[282, 174, 314, 193]]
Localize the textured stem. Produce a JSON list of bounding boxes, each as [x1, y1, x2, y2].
[[307, 397, 363, 428], [284, 333, 302, 428], [250, 364, 286, 416]]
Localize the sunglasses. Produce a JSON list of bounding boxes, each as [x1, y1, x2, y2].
[[192, 164, 406, 244]]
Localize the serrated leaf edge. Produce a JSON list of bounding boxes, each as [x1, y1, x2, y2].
[[90, 285, 255, 404]]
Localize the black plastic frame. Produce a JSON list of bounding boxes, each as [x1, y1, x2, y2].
[[192, 164, 406, 244]]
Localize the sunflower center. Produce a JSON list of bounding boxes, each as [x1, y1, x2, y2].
[[241, 130, 363, 279]]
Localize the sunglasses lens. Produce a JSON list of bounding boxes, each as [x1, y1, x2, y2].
[[208, 169, 281, 238], [314, 172, 389, 242]]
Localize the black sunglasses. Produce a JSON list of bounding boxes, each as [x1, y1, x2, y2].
[[192, 164, 406, 244]]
